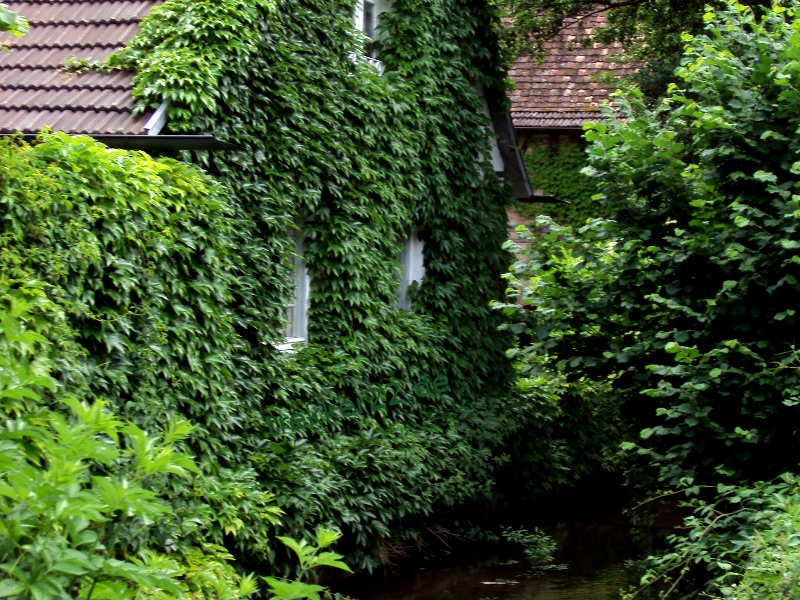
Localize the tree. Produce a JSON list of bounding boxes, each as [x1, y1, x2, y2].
[[507, 0, 800, 491], [505, 3, 800, 593]]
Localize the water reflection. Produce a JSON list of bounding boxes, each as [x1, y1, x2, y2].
[[336, 524, 638, 600]]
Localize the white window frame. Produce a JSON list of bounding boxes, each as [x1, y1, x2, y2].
[[480, 96, 506, 173], [399, 230, 425, 309], [352, 0, 391, 72], [276, 230, 310, 352]]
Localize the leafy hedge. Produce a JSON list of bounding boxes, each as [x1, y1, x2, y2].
[[2, 0, 522, 574], [0, 132, 283, 562]]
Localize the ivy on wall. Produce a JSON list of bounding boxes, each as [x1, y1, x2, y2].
[[519, 138, 605, 227], [2, 0, 524, 572]]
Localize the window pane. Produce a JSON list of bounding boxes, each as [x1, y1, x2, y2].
[[399, 230, 425, 309], [284, 230, 308, 341], [363, 1, 375, 38]]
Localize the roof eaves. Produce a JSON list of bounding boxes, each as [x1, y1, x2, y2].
[[0, 132, 242, 151]]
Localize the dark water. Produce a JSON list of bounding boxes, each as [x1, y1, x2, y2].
[[336, 524, 640, 600]]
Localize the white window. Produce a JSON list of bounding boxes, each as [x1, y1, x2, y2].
[[352, 0, 391, 70], [277, 231, 310, 351], [362, 0, 376, 40], [399, 230, 425, 309]]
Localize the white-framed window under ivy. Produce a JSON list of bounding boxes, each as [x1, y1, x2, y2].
[[352, 0, 392, 73], [399, 230, 425, 309], [276, 230, 310, 352]]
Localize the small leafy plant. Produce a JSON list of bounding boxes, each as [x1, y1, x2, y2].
[[502, 527, 565, 574], [264, 527, 352, 600]]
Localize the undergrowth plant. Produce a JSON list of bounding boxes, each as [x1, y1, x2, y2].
[[496, 221, 627, 497], [0, 281, 356, 599], [265, 528, 352, 600], [502, 527, 565, 574], [0, 281, 257, 600], [626, 474, 800, 599]]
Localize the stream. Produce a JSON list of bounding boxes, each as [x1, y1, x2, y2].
[[335, 523, 643, 600]]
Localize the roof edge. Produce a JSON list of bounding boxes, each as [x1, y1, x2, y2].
[[1, 133, 242, 151]]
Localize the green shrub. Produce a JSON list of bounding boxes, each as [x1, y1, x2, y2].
[[502, 527, 565, 573], [0, 281, 258, 599], [0, 132, 286, 562], [628, 474, 800, 599], [503, 0, 800, 596], [714, 485, 800, 599], [496, 221, 628, 496]]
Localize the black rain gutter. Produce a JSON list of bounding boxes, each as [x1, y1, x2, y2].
[[1, 133, 242, 152], [514, 126, 586, 135], [520, 193, 571, 205]]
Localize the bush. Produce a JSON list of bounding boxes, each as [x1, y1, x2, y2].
[[0, 281, 258, 599], [628, 474, 800, 599], [496, 220, 628, 496]]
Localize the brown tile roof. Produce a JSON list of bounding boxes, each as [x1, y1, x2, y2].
[[0, 0, 159, 135], [508, 12, 637, 130]]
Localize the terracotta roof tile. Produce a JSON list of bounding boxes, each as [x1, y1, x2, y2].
[[509, 12, 637, 130], [0, 0, 160, 135]]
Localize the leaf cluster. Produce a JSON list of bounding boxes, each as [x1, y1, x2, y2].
[[0, 2, 27, 38], [627, 473, 800, 599]]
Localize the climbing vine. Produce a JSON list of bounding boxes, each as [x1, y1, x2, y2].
[[3, 0, 524, 572], [519, 139, 604, 226]]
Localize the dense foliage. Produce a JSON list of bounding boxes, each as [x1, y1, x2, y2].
[[504, 1, 800, 595], [498, 222, 627, 497], [2, 0, 522, 575], [630, 473, 800, 599], [112, 0, 521, 570], [0, 281, 261, 599]]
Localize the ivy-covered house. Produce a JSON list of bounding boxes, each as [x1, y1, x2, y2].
[[1, 0, 532, 570], [506, 12, 636, 232]]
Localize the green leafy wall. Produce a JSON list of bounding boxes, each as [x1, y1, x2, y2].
[[1, 0, 521, 572], [519, 138, 604, 227]]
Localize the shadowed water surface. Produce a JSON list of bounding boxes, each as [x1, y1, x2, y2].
[[337, 524, 640, 600]]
